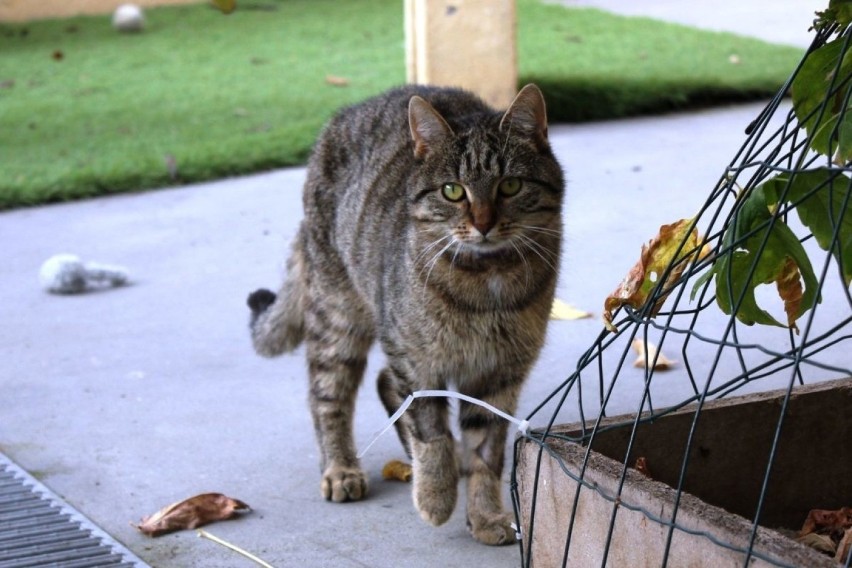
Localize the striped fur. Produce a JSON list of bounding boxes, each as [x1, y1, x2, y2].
[[248, 84, 564, 544]]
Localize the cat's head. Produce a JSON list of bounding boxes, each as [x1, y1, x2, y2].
[[407, 84, 564, 277]]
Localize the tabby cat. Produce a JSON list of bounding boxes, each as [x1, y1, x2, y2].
[[247, 83, 564, 545]]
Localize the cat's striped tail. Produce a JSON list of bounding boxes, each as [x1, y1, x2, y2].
[[247, 235, 306, 357]]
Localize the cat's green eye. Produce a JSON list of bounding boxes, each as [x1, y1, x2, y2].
[[498, 177, 522, 197], [441, 182, 466, 202]]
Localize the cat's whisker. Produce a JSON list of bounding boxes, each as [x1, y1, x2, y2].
[[414, 237, 455, 286], [509, 240, 532, 292], [518, 224, 562, 237], [413, 234, 453, 267], [515, 234, 559, 273], [514, 225, 562, 250], [421, 239, 457, 288], [449, 243, 462, 273], [524, 237, 560, 266]]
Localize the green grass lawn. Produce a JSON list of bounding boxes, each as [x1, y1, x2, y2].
[[0, 0, 803, 209]]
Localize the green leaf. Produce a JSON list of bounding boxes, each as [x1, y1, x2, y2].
[[714, 186, 819, 328], [791, 38, 852, 161], [828, 0, 852, 26], [837, 110, 852, 164], [761, 169, 852, 285], [690, 264, 714, 302], [814, 1, 852, 31]]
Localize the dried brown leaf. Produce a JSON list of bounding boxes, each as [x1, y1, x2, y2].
[[797, 532, 837, 555], [634, 457, 651, 477], [800, 506, 852, 537], [631, 339, 676, 371], [211, 0, 236, 14], [776, 256, 803, 333], [382, 459, 412, 482], [325, 75, 350, 87], [603, 260, 644, 332], [604, 218, 705, 332], [836, 528, 852, 563], [133, 493, 250, 537]]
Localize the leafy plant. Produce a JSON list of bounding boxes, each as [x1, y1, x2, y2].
[[605, 5, 852, 334], [761, 170, 852, 286], [814, 0, 852, 29], [707, 178, 821, 331], [790, 35, 852, 163], [697, 6, 852, 331]]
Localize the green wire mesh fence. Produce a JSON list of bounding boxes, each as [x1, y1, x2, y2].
[[512, 14, 852, 568]]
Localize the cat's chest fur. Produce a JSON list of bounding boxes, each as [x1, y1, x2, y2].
[[426, 302, 548, 385], [372, 275, 552, 389]]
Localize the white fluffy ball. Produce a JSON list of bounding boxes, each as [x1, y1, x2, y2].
[[39, 254, 87, 294], [112, 4, 145, 33], [39, 254, 130, 295]]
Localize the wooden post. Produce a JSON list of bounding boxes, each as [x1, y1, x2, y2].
[[404, 0, 518, 109]]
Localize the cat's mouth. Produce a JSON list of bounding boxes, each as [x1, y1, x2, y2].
[[449, 240, 518, 268]]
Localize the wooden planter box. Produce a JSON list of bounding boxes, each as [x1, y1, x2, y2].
[[516, 377, 852, 566]]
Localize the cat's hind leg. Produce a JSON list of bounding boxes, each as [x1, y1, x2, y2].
[[304, 289, 374, 503], [376, 368, 412, 457]]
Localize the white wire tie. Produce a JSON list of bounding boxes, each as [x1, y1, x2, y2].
[[358, 389, 531, 459]]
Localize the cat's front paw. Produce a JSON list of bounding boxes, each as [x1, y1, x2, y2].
[[321, 464, 368, 502], [467, 511, 516, 546], [413, 438, 458, 526], [247, 288, 276, 315], [414, 477, 457, 526]]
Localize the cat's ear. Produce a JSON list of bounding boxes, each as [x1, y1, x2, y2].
[[409, 96, 454, 159], [500, 84, 549, 149]]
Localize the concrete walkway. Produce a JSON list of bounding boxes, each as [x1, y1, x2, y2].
[[0, 3, 835, 567]]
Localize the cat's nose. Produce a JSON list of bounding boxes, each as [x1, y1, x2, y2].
[[471, 203, 496, 237], [473, 219, 496, 237]]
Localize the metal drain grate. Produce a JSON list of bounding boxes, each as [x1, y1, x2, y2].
[[0, 455, 149, 568]]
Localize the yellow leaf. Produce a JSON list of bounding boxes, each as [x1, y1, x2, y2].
[[550, 298, 592, 320], [382, 459, 412, 482], [211, 0, 236, 14], [604, 218, 705, 332], [631, 339, 676, 371]]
